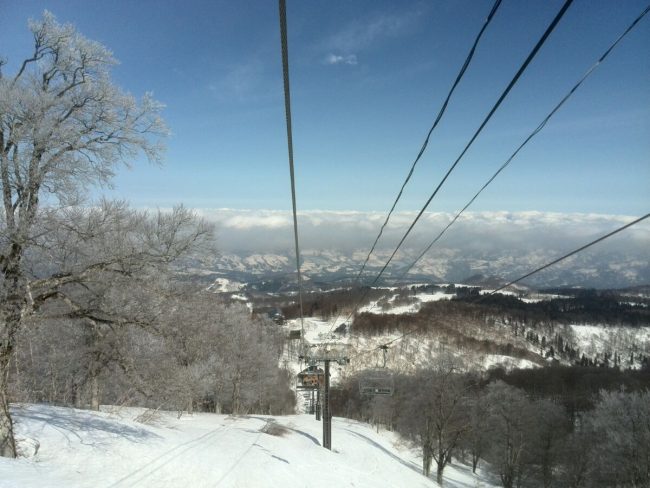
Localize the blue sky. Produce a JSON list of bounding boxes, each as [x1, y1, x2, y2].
[[1, 0, 649, 216]]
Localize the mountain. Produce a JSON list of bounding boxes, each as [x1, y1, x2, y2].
[[189, 247, 650, 290]]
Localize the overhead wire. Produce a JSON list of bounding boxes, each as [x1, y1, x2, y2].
[[279, 0, 306, 347], [400, 3, 650, 278], [366, 0, 575, 288], [342, 0, 575, 328], [346, 2, 650, 334], [355, 0, 503, 282], [348, 212, 650, 362], [322, 0, 504, 339], [488, 213, 650, 295], [344, 3, 650, 359]]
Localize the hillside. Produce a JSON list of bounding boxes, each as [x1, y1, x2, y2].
[[0, 404, 494, 488], [273, 285, 650, 377], [185, 245, 650, 289]]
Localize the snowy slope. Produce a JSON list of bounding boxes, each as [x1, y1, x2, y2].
[[1, 404, 495, 488], [206, 277, 244, 293], [565, 324, 650, 365], [284, 288, 541, 377]]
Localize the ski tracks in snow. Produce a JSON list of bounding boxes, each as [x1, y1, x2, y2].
[[106, 425, 223, 487], [212, 430, 263, 486]]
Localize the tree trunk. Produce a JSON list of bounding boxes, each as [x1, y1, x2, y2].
[[0, 348, 17, 458], [472, 452, 479, 473], [0, 251, 26, 458], [422, 443, 432, 477], [437, 467, 445, 486], [232, 369, 241, 415], [437, 463, 445, 485], [72, 381, 82, 409], [90, 374, 100, 411]]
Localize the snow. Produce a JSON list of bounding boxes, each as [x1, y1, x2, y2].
[[206, 278, 244, 293], [416, 292, 454, 303], [566, 324, 650, 363], [480, 355, 539, 370], [520, 293, 569, 303], [357, 291, 454, 315], [1, 404, 496, 488]]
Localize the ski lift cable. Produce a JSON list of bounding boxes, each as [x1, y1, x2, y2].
[[339, 0, 576, 332], [339, 4, 650, 340], [321, 0, 504, 341], [347, 213, 650, 361], [279, 0, 306, 343], [487, 213, 650, 295], [396, 3, 650, 278], [354, 0, 503, 282]]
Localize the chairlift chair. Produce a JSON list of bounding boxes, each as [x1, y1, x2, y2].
[[359, 368, 394, 396], [359, 344, 394, 396], [297, 365, 324, 390]]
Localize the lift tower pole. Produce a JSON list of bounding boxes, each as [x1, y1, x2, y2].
[[308, 344, 348, 450], [322, 360, 331, 449]]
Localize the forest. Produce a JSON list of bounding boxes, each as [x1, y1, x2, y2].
[[332, 359, 650, 487]]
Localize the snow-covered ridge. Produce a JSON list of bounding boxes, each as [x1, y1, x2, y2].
[[206, 277, 244, 293], [207, 248, 650, 288]]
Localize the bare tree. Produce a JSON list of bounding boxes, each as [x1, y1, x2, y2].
[[484, 381, 536, 488], [396, 353, 469, 485], [0, 12, 167, 457], [560, 420, 597, 488], [532, 398, 568, 488], [217, 304, 285, 415], [460, 384, 490, 474]]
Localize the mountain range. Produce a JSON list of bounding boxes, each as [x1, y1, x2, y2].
[[180, 245, 650, 290]]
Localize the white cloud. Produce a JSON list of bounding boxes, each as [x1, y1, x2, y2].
[[195, 209, 650, 255], [325, 53, 358, 65], [324, 10, 419, 53], [185, 209, 650, 287]]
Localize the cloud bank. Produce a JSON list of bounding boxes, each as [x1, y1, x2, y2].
[[196, 209, 650, 257]]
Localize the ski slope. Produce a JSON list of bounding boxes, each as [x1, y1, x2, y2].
[[1, 404, 495, 488]]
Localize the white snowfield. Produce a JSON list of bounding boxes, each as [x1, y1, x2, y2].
[[1, 404, 494, 488]]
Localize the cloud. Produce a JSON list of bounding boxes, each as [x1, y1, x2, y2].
[[313, 7, 422, 67], [183, 209, 650, 286], [324, 53, 358, 66], [195, 209, 650, 256], [324, 10, 419, 53], [221, 212, 292, 230]]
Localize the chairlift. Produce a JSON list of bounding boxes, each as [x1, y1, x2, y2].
[[359, 345, 394, 396], [297, 365, 324, 390], [359, 369, 394, 396]]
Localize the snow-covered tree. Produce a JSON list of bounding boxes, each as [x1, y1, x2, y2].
[[0, 12, 168, 457], [586, 389, 650, 487], [396, 353, 469, 484]]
